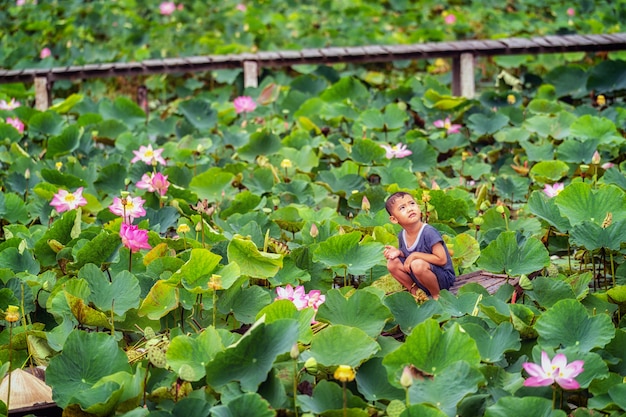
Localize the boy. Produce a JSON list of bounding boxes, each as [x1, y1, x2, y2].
[[383, 191, 455, 300]]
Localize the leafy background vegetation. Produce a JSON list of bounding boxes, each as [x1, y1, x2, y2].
[[1, 1, 626, 416]]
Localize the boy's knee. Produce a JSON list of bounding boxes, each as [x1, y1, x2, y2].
[[409, 259, 429, 275]]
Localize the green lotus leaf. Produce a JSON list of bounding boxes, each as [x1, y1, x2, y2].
[[460, 322, 520, 363], [210, 392, 275, 417], [477, 231, 550, 276], [523, 112, 575, 140], [67, 381, 123, 416], [555, 183, 626, 227], [524, 276, 576, 308], [359, 103, 407, 132], [309, 324, 380, 368], [137, 280, 179, 320], [522, 143, 556, 166], [227, 235, 283, 279], [526, 190, 571, 232], [571, 115, 623, 146], [543, 65, 589, 98], [607, 384, 626, 411], [315, 289, 392, 338], [493, 175, 529, 203], [355, 357, 404, 403], [587, 60, 626, 93], [255, 299, 315, 344], [96, 368, 146, 413], [188, 167, 235, 201], [269, 206, 304, 233], [485, 396, 566, 417], [167, 247, 221, 287], [312, 231, 385, 276], [351, 138, 387, 165], [217, 281, 272, 323], [556, 137, 600, 164], [0, 247, 39, 275], [178, 98, 218, 130], [383, 319, 481, 383], [47, 330, 132, 409], [526, 98, 563, 114], [94, 163, 128, 195], [40, 168, 88, 188], [47, 124, 82, 158], [316, 171, 367, 197], [406, 137, 438, 172], [0, 192, 28, 224], [408, 361, 484, 417], [422, 189, 470, 226], [237, 130, 282, 162], [508, 303, 538, 339], [278, 144, 320, 173], [243, 166, 277, 195], [297, 379, 369, 415], [48, 93, 83, 113], [535, 298, 615, 352], [78, 263, 140, 317], [320, 76, 370, 105], [445, 232, 480, 270], [93, 119, 128, 140], [28, 110, 65, 135], [384, 292, 444, 335], [204, 318, 299, 391], [602, 167, 626, 190], [0, 122, 25, 142], [166, 326, 226, 382], [400, 404, 449, 417], [529, 160, 570, 183], [493, 126, 531, 144], [467, 112, 509, 136], [423, 89, 468, 110], [570, 220, 626, 251], [99, 96, 146, 128], [438, 290, 483, 317], [604, 329, 626, 376], [72, 230, 121, 270], [477, 294, 512, 324]]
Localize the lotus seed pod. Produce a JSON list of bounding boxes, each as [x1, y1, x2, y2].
[[386, 399, 407, 417], [177, 364, 196, 381], [144, 326, 156, 340], [147, 346, 167, 368], [496, 205, 505, 214], [473, 217, 484, 226]]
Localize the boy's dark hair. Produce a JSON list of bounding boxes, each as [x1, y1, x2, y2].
[[385, 191, 413, 215]]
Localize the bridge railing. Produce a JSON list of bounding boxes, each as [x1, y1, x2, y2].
[[1, 33, 625, 110]]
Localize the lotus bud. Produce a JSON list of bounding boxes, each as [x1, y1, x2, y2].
[[290, 343, 300, 360], [400, 366, 414, 388], [24, 168, 30, 180], [596, 94, 606, 107], [591, 151, 601, 165], [473, 217, 484, 226], [361, 195, 370, 212], [280, 159, 292, 169], [507, 94, 516, 104], [310, 223, 319, 239], [177, 224, 190, 234], [55, 162, 63, 171], [47, 239, 65, 253], [496, 205, 505, 214]]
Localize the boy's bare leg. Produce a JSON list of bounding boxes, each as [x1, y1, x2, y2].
[[408, 259, 441, 299], [387, 258, 417, 294]]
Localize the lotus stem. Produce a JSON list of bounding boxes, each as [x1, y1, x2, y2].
[[293, 359, 299, 417], [213, 290, 217, 327], [610, 252, 615, 287], [342, 380, 347, 417], [7, 323, 13, 412]]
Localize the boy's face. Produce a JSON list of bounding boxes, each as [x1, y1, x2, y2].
[[389, 194, 421, 226]]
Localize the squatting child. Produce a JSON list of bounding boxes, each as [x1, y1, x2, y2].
[[383, 191, 456, 300]]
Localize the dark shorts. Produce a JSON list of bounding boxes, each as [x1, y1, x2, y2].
[[408, 264, 456, 296]]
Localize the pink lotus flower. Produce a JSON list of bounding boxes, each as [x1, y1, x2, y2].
[[136, 172, 170, 196], [433, 117, 462, 134], [444, 13, 456, 24], [0, 98, 21, 110], [276, 284, 309, 310], [6, 117, 24, 134], [16, 0, 26, 5], [380, 143, 412, 159], [159, 1, 176, 15], [236, 3, 247, 12], [523, 351, 584, 390], [120, 223, 151, 253], [50, 187, 88, 213], [109, 195, 146, 223], [40, 47, 51, 59], [233, 96, 257, 114], [566, 7, 575, 16], [543, 183, 564, 198], [361, 195, 370, 211], [602, 162, 615, 170], [131, 144, 167, 166], [310, 223, 319, 238]]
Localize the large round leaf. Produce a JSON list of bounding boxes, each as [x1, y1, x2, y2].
[[255, 299, 315, 344], [408, 361, 484, 417], [28, 110, 65, 135], [47, 124, 81, 158], [312, 231, 385, 276], [570, 220, 626, 251], [485, 396, 566, 417], [188, 167, 234, 201], [529, 160, 570, 183], [178, 98, 218, 131], [315, 289, 392, 338], [99, 96, 146, 128], [297, 379, 369, 415], [355, 357, 404, 403], [166, 326, 225, 382], [227, 235, 283, 278], [461, 322, 520, 363], [555, 182, 626, 227], [78, 264, 141, 317], [137, 280, 179, 320], [204, 318, 299, 391], [309, 324, 380, 368], [47, 330, 132, 409], [534, 298, 615, 352], [477, 231, 550, 276], [382, 319, 481, 383], [210, 392, 275, 417], [526, 190, 571, 233]]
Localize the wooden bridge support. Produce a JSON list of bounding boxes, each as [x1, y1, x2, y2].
[[452, 53, 475, 98]]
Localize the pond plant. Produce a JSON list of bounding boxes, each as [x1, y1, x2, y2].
[[1, 1, 626, 417]]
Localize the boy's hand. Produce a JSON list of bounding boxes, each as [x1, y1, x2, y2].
[[383, 245, 401, 260]]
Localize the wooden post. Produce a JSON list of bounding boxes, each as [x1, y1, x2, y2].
[[243, 61, 259, 88], [34, 77, 50, 110], [451, 53, 475, 98]]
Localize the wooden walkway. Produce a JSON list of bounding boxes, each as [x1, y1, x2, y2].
[[1, 32, 625, 108], [449, 270, 519, 295]]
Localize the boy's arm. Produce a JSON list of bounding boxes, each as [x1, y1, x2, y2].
[[383, 245, 403, 260], [405, 242, 448, 266]]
